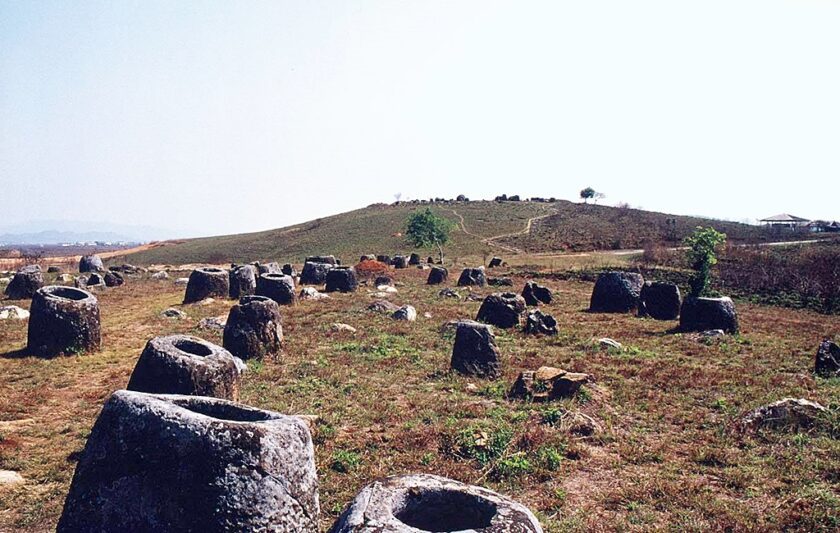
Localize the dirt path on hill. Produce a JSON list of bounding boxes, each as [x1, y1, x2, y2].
[[446, 206, 556, 254]]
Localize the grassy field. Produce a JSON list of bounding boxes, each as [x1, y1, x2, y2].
[[123, 200, 786, 267], [1, 265, 838, 531]]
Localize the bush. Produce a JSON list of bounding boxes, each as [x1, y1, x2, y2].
[[684, 227, 727, 297], [355, 259, 390, 279]]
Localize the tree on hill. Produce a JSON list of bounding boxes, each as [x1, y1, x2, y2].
[[580, 187, 606, 204], [405, 208, 455, 264]]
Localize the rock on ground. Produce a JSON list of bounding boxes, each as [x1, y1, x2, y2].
[[509, 367, 589, 401], [299, 287, 330, 300], [4, 265, 44, 300], [524, 310, 558, 335], [368, 300, 400, 314], [522, 281, 552, 306], [0, 470, 24, 486], [392, 305, 417, 321], [476, 292, 526, 329], [598, 338, 622, 350], [160, 308, 187, 319], [0, 305, 29, 320], [815, 340, 840, 377], [739, 398, 827, 433], [198, 315, 227, 331]]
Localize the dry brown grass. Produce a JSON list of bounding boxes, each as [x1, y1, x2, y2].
[[0, 266, 838, 531]]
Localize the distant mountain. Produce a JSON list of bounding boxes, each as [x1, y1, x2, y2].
[[0, 230, 140, 245], [0, 220, 181, 245]]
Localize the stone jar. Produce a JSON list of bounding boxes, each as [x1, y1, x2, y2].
[[57, 390, 319, 532]]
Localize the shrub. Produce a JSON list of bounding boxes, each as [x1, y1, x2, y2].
[[684, 226, 727, 297], [355, 259, 389, 279]]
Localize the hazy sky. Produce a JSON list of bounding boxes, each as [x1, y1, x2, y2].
[[2, 1, 838, 238]]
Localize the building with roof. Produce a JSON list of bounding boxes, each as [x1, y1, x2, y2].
[[807, 220, 840, 233], [759, 214, 811, 229]]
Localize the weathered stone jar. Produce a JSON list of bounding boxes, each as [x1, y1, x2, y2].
[[639, 281, 681, 320], [679, 296, 739, 334], [300, 261, 334, 285], [57, 390, 319, 532], [426, 266, 448, 285], [27, 286, 101, 357], [457, 267, 487, 287], [229, 264, 257, 299], [126, 335, 244, 400], [257, 273, 297, 305], [4, 264, 44, 300], [79, 254, 104, 273], [476, 292, 527, 329], [325, 266, 359, 293], [589, 271, 644, 313], [451, 320, 502, 378], [183, 267, 229, 304], [329, 473, 542, 532], [223, 295, 283, 360]]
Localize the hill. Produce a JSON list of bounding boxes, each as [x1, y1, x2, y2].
[[126, 200, 782, 265]]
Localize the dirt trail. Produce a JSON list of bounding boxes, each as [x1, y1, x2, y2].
[[446, 206, 556, 254]]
